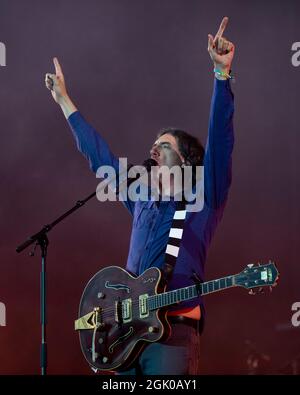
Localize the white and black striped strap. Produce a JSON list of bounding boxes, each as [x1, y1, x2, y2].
[[162, 200, 186, 283]]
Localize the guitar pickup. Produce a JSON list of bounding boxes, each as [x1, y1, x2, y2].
[[121, 298, 132, 323], [139, 294, 149, 318]]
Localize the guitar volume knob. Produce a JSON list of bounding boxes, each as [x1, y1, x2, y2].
[[148, 326, 159, 333]]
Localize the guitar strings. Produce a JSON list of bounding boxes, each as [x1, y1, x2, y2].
[[83, 275, 239, 321], [84, 289, 200, 321]]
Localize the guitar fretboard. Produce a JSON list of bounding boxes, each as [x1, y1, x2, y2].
[[148, 276, 235, 310]]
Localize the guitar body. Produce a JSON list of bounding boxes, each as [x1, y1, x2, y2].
[[78, 266, 170, 372]]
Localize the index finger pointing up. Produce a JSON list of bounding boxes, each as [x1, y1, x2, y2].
[[215, 16, 229, 39], [53, 57, 63, 76]]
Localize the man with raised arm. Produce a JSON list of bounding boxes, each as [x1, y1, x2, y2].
[[45, 17, 235, 375]]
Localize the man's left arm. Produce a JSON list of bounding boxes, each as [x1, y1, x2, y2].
[[204, 17, 235, 209]]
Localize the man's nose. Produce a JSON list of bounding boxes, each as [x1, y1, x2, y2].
[[150, 146, 160, 157]]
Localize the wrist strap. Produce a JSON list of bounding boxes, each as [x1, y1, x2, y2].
[[214, 68, 234, 81]]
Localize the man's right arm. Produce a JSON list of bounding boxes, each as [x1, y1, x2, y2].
[[45, 57, 135, 214], [45, 57, 77, 118], [45, 57, 120, 172], [57, 94, 78, 120], [67, 110, 119, 174]]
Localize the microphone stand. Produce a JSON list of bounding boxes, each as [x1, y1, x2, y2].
[[16, 190, 97, 375], [15, 161, 152, 375]]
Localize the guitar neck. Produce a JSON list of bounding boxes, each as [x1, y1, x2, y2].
[[148, 275, 236, 311]]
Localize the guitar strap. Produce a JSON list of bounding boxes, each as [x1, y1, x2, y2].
[[161, 199, 187, 284], [161, 199, 205, 335]]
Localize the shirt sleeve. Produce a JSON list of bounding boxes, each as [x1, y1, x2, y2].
[[67, 111, 135, 215], [204, 78, 234, 209]]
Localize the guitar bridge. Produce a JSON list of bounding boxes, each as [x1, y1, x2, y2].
[[115, 298, 123, 324]]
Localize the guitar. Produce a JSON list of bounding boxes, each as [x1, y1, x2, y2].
[[75, 261, 279, 372]]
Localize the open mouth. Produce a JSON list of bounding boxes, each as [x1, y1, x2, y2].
[[150, 155, 159, 165]]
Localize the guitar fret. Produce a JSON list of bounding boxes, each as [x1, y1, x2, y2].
[[220, 278, 226, 289], [148, 274, 236, 311], [226, 276, 233, 287], [181, 288, 184, 302], [214, 280, 220, 291]]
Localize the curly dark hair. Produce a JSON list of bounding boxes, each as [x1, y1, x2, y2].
[[157, 127, 205, 188], [157, 128, 205, 167]]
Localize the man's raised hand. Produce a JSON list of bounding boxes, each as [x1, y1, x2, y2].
[[45, 57, 68, 104], [208, 17, 235, 75]]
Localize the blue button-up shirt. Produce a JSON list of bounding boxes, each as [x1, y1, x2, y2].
[[68, 78, 234, 316]]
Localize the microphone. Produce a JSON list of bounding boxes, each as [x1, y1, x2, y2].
[[115, 158, 157, 196], [142, 158, 157, 172], [127, 158, 157, 187]]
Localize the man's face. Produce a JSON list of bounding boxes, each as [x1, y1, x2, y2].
[[150, 134, 184, 168]]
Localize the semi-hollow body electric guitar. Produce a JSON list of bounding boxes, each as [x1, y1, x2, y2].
[[75, 261, 279, 372]]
